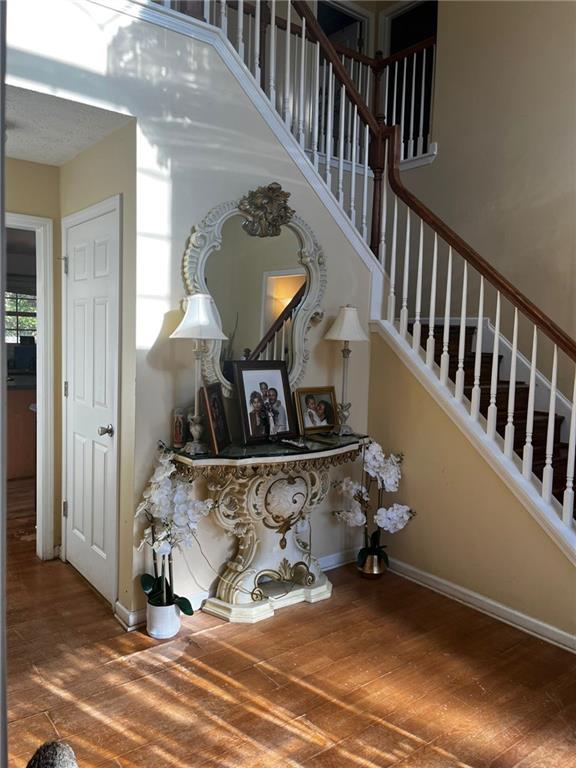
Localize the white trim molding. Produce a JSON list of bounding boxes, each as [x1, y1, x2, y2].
[[114, 601, 146, 632], [6, 213, 54, 561], [319, 547, 575, 651], [389, 558, 576, 653], [371, 319, 576, 565]]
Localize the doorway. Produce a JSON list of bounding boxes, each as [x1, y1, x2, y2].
[[5, 214, 54, 561], [316, 1, 373, 55]]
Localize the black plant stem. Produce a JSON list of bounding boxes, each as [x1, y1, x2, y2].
[[168, 552, 174, 597], [161, 556, 167, 606], [151, 519, 158, 578]]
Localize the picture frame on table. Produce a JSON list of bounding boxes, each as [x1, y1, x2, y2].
[[201, 383, 231, 454], [234, 360, 297, 444], [294, 386, 339, 435]]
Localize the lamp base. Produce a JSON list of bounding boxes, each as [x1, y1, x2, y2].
[[336, 423, 353, 436]]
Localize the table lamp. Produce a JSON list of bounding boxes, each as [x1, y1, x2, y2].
[[324, 305, 368, 435], [170, 293, 227, 454]]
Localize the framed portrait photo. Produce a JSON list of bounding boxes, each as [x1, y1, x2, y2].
[[294, 386, 339, 435], [234, 360, 297, 444], [201, 383, 231, 455]]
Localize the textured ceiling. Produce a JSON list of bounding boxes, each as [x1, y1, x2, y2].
[[6, 86, 132, 166]]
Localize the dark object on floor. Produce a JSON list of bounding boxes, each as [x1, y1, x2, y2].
[[26, 741, 79, 768]]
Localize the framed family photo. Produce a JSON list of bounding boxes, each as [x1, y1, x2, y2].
[[234, 360, 297, 444], [201, 383, 231, 454], [294, 386, 339, 434]]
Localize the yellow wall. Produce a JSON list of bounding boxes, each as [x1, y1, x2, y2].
[[60, 122, 137, 611], [405, 0, 576, 339], [5, 159, 62, 539], [369, 330, 576, 636]]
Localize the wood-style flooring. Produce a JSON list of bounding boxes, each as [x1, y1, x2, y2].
[[7, 478, 576, 767]]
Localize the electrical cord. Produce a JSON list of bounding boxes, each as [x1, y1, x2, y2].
[[188, 525, 314, 602]]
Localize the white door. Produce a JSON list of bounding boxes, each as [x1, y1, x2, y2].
[[63, 196, 121, 604]]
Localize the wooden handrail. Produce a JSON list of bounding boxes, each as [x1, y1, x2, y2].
[[331, 41, 377, 68], [374, 37, 436, 71], [249, 282, 306, 361], [383, 124, 576, 362]]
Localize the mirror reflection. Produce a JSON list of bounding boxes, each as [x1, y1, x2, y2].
[[205, 215, 307, 379]]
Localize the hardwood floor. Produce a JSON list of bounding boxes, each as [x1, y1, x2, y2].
[[6, 479, 576, 767]]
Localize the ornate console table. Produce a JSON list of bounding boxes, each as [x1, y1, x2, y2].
[[174, 435, 364, 623]]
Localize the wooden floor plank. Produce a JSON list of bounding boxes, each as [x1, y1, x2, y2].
[[6, 478, 576, 767]]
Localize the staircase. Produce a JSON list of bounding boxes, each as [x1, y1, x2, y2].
[[414, 323, 569, 504], [148, 0, 576, 559]]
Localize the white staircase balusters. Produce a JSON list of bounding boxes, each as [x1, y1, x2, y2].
[[220, 0, 228, 38], [399, 208, 411, 338], [346, 61, 354, 160], [297, 16, 306, 146], [361, 123, 369, 241], [378, 139, 386, 260], [425, 233, 438, 367], [486, 291, 501, 440], [392, 61, 398, 126], [311, 42, 319, 169], [400, 58, 407, 160], [283, 2, 291, 126], [387, 197, 398, 323], [325, 63, 334, 190], [337, 84, 345, 204], [246, 14, 252, 71], [563, 369, 576, 524], [417, 48, 426, 156], [383, 65, 389, 125], [542, 345, 558, 503], [319, 61, 327, 155], [254, 0, 260, 80], [454, 261, 467, 402], [412, 218, 424, 353], [237, 0, 244, 61], [470, 276, 484, 420], [268, 0, 276, 106], [408, 52, 416, 159], [350, 104, 358, 226], [522, 326, 538, 478], [504, 308, 519, 458], [440, 246, 452, 385]]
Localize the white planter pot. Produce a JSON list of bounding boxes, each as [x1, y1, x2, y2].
[[146, 603, 181, 640]]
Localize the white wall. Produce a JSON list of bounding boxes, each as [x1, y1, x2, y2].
[[7, 0, 373, 613]]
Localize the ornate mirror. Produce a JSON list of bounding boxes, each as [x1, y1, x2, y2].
[[182, 183, 326, 397]]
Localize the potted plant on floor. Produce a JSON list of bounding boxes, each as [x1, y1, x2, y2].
[[334, 441, 414, 577], [136, 449, 214, 639]]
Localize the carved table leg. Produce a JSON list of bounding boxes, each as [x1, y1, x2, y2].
[[203, 467, 332, 623]]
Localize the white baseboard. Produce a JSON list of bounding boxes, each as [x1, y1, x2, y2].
[[114, 591, 210, 632], [318, 549, 357, 571], [389, 557, 576, 653], [114, 601, 146, 632]]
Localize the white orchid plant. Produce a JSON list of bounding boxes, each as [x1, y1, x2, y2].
[[335, 441, 414, 569], [136, 448, 214, 614]]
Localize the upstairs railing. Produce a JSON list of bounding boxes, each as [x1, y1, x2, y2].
[[154, 0, 436, 256], [152, 0, 576, 534]]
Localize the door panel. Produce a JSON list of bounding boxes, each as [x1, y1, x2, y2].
[[64, 201, 120, 604]]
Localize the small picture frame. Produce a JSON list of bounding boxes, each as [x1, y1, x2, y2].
[[294, 386, 339, 435], [234, 360, 298, 444], [201, 383, 231, 455]]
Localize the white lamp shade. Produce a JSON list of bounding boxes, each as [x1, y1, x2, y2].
[[170, 293, 228, 340], [323, 305, 368, 342]]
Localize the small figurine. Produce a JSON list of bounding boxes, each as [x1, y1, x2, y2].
[[172, 408, 185, 449]]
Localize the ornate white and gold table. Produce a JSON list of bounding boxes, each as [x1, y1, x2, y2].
[[174, 436, 364, 623]]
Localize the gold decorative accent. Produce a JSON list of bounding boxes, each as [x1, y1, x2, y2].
[[174, 446, 361, 483], [238, 182, 295, 238], [251, 559, 315, 601]]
